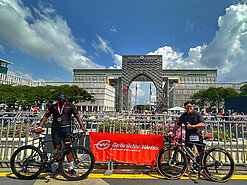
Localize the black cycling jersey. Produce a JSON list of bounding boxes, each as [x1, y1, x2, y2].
[[44, 102, 79, 127], [177, 110, 204, 139]]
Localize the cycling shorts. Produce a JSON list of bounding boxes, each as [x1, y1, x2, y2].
[[51, 126, 71, 146], [185, 135, 204, 153]]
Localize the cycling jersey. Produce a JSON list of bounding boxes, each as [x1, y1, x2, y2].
[[44, 102, 79, 127], [178, 110, 205, 152], [177, 110, 204, 139]]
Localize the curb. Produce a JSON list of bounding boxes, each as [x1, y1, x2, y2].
[[1, 172, 247, 180]]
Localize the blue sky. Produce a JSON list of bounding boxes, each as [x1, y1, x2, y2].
[[0, 0, 247, 105]]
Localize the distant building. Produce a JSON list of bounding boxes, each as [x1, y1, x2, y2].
[[45, 82, 116, 112], [73, 68, 225, 110], [0, 59, 42, 86], [1, 57, 243, 112], [170, 83, 242, 109]]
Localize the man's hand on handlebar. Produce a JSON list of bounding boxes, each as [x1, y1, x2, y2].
[[81, 127, 87, 132], [35, 127, 45, 134], [166, 132, 174, 136]]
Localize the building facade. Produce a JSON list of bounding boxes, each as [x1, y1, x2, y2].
[[45, 82, 116, 112], [170, 83, 242, 109], [73, 68, 222, 111], [0, 59, 42, 86]]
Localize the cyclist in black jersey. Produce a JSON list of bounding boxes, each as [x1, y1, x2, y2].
[[36, 92, 87, 177], [170, 101, 207, 177]]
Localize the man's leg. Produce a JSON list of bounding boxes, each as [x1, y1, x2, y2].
[[62, 127, 79, 177], [50, 127, 62, 177], [195, 139, 209, 179], [184, 142, 193, 176]]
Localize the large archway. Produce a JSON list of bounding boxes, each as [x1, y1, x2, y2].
[[122, 55, 164, 111]]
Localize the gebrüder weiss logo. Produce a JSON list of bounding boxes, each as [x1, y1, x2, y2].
[[95, 140, 111, 150]]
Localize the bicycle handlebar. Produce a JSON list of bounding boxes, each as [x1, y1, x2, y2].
[[31, 129, 87, 141], [165, 135, 181, 146]]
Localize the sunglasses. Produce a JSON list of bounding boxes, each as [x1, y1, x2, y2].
[[185, 105, 193, 109], [58, 95, 66, 98]]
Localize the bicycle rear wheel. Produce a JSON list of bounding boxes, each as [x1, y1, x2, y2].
[[202, 147, 235, 182], [157, 146, 187, 179], [10, 145, 44, 180], [59, 145, 95, 181]]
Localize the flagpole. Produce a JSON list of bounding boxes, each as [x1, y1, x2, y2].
[[150, 83, 151, 113], [135, 82, 137, 112]]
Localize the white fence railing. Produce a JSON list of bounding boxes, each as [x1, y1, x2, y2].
[[0, 113, 246, 164]]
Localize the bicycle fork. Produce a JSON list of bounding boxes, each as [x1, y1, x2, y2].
[[68, 145, 80, 165]]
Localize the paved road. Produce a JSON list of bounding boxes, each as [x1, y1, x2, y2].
[[0, 174, 247, 185]]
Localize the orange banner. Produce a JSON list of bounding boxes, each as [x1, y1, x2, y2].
[[89, 132, 164, 165]]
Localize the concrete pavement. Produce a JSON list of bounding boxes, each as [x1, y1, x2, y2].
[[0, 163, 247, 185]]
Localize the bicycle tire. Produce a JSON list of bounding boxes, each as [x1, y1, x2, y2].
[[202, 147, 235, 182], [10, 145, 44, 180], [59, 145, 95, 181], [157, 146, 187, 179]]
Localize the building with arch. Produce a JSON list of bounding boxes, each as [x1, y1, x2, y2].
[[73, 55, 239, 111]]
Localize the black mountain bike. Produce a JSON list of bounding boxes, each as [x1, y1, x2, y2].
[[10, 131, 95, 181], [156, 135, 235, 182]]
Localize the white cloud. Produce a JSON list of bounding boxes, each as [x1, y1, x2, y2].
[[110, 27, 117, 32], [8, 70, 45, 82], [92, 35, 122, 68], [0, 44, 4, 53], [92, 35, 114, 54], [0, 0, 103, 72], [186, 18, 194, 32], [113, 54, 122, 68], [147, 4, 247, 83], [147, 46, 185, 69], [199, 3, 247, 82]]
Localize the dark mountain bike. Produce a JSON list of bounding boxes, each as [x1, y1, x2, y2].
[[10, 131, 95, 181], [156, 135, 235, 182]]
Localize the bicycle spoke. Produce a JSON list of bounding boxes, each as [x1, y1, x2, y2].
[[203, 148, 234, 182], [157, 147, 187, 179], [10, 146, 43, 180], [59, 146, 95, 180]]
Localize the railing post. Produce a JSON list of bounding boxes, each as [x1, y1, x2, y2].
[[104, 159, 114, 175]]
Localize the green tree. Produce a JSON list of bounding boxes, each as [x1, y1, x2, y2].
[[190, 87, 239, 110], [240, 84, 247, 96], [0, 84, 95, 111]]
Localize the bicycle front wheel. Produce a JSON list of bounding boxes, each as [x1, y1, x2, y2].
[[157, 146, 187, 179], [202, 147, 235, 182], [59, 145, 95, 181], [10, 145, 44, 180]]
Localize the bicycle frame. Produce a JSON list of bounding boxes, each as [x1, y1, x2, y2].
[[33, 132, 83, 164], [170, 136, 211, 177]]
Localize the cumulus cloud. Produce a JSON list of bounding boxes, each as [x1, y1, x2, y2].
[[128, 3, 247, 104], [147, 4, 247, 83], [0, 0, 103, 72], [199, 4, 247, 82], [92, 35, 122, 68]]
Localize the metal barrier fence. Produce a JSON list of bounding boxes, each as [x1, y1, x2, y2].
[[0, 113, 246, 165]]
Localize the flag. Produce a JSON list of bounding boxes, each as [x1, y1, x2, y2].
[[150, 83, 152, 95], [122, 85, 126, 94]]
